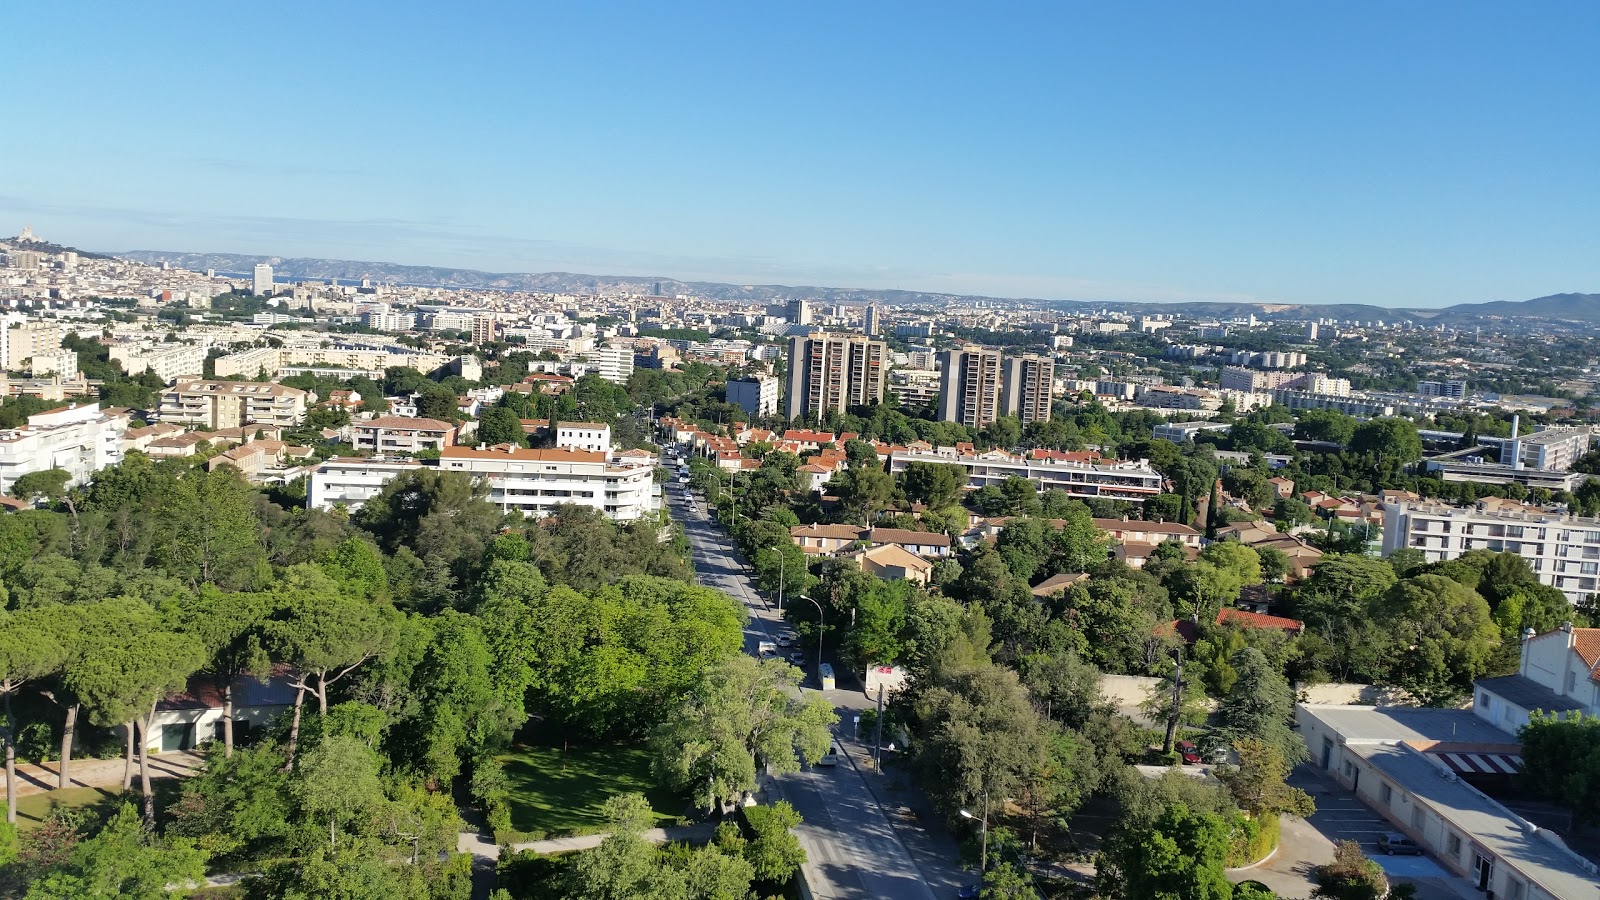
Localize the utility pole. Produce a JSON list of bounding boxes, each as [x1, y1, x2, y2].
[[872, 684, 884, 773], [1162, 648, 1185, 755]]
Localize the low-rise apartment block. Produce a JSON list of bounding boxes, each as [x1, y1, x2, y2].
[[437, 446, 657, 520], [350, 416, 457, 454], [1382, 499, 1600, 602], [556, 422, 612, 453], [887, 446, 1162, 503], [0, 402, 129, 493], [307, 457, 426, 511], [157, 380, 311, 429], [110, 343, 206, 383]]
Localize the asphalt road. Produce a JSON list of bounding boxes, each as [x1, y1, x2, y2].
[[667, 484, 941, 900]]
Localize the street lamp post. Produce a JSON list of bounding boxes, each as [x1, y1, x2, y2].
[[797, 595, 825, 677], [959, 789, 990, 874], [777, 550, 785, 612]]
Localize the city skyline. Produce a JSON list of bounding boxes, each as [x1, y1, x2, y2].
[[5, 3, 1599, 308]]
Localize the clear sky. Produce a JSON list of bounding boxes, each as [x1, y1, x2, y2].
[[4, 2, 1598, 307]]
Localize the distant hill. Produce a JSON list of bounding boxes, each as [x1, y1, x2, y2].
[[3, 235, 112, 259], [1428, 293, 1600, 324], [114, 249, 1594, 324]]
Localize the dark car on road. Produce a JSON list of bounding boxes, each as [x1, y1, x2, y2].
[[1377, 832, 1423, 856], [1176, 740, 1204, 765]]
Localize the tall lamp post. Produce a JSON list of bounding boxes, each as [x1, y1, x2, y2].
[[959, 789, 990, 874], [776, 548, 786, 612], [797, 595, 825, 676]]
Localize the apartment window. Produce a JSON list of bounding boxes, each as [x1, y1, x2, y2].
[[1411, 806, 1425, 830], [1584, 562, 1599, 576], [1379, 783, 1394, 807], [1445, 833, 1462, 859], [1504, 878, 1525, 900]]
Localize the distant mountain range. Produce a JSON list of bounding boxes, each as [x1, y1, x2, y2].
[[113, 248, 1600, 326]]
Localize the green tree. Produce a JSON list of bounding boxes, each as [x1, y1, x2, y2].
[[651, 655, 836, 813], [157, 467, 270, 591], [0, 613, 64, 823], [1518, 711, 1600, 830], [1374, 574, 1502, 705], [1294, 409, 1356, 445], [293, 735, 387, 849], [476, 406, 526, 448], [830, 462, 895, 526], [900, 461, 968, 509], [168, 746, 294, 868], [178, 587, 272, 757], [66, 630, 205, 825], [1216, 648, 1305, 766], [264, 567, 394, 764], [910, 663, 1049, 826], [1096, 802, 1234, 900], [1312, 839, 1388, 900], [22, 803, 206, 900], [980, 861, 1040, 900], [1218, 737, 1314, 818], [742, 801, 806, 884]]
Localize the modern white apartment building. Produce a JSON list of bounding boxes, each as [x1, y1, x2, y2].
[[887, 446, 1163, 503], [0, 402, 129, 493], [307, 457, 425, 510], [437, 446, 657, 520], [556, 422, 612, 453], [350, 416, 457, 454], [1382, 499, 1600, 602], [252, 264, 274, 296], [109, 343, 206, 383], [726, 375, 780, 419], [157, 380, 311, 429]]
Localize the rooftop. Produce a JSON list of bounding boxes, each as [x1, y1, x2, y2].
[[1474, 674, 1587, 714], [1299, 705, 1515, 745], [1360, 744, 1600, 900]]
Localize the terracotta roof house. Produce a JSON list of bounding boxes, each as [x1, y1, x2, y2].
[[1031, 572, 1090, 598], [851, 544, 934, 585]]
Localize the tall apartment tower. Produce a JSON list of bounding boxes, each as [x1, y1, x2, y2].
[[937, 346, 1004, 428], [784, 333, 887, 421], [864, 303, 880, 336], [1001, 355, 1055, 423], [471, 315, 499, 344], [252, 263, 274, 296], [788, 299, 814, 326]]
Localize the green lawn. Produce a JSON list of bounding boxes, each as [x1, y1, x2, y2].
[[497, 742, 686, 836], [12, 781, 182, 831]]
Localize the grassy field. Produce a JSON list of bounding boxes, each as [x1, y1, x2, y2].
[[12, 781, 182, 831], [497, 742, 686, 836]]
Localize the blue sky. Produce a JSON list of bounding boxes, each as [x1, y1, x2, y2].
[[4, 2, 1598, 307]]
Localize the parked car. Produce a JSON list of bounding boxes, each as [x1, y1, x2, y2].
[[787, 651, 807, 666], [758, 641, 777, 658], [816, 741, 841, 767], [1177, 740, 1203, 765], [775, 631, 798, 647], [1377, 832, 1423, 856]]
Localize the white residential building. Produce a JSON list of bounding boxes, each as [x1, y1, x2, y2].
[[1474, 623, 1600, 735], [1153, 420, 1232, 443], [109, 343, 207, 383], [437, 446, 657, 520], [556, 422, 612, 453], [1382, 499, 1600, 603], [307, 457, 425, 511], [726, 375, 780, 419], [212, 345, 447, 379], [887, 447, 1163, 504], [252, 264, 274, 296], [27, 349, 78, 379], [4, 320, 63, 372], [0, 402, 129, 493]]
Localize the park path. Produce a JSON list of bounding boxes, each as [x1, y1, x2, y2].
[[8, 750, 204, 796], [458, 821, 716, 859]]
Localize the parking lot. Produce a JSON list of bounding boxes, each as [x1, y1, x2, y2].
[[1294, 770, 1465, 895]]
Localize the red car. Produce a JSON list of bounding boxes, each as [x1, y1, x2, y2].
[[1177, 741, 1203, 765]]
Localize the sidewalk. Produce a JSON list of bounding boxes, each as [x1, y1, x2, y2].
[[7, 750, 204, 796], [832, 731, 971, 898]]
